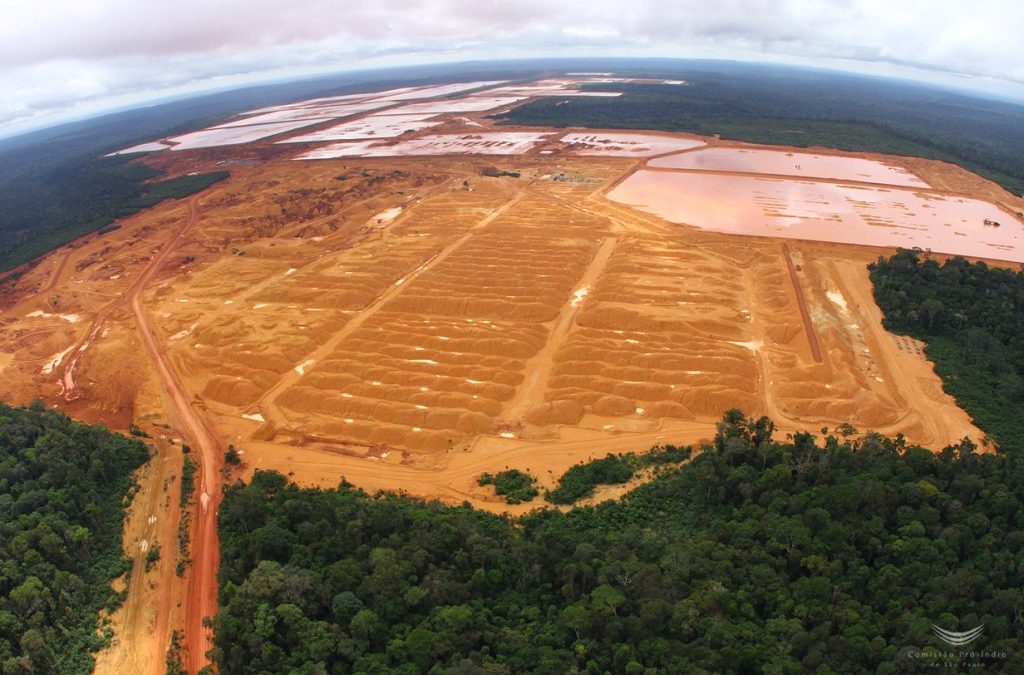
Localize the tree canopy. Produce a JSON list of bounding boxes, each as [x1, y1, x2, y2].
[[0, 401, 150, 674], [870, 250, 1024, 448], [213, 411, 1024, 673]]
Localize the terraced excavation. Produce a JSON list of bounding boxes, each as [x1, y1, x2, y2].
[[2, 75, 1019, 673]]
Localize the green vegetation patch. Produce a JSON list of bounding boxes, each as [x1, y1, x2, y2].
[[213, 412, 1024, 673], [545, 455, 635, 504], [870, 249, 1024, 448], [477, 469, 538, 504], [176, 456, 199, 577], [0, 400, 149, 673], [546, 445, 691, 504], [135, 171, 228, 209], [0, 162, 228, 273]]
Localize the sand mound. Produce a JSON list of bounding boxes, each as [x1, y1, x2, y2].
[[524, 400, 585, 425], [646, 401, 694, 419], [202, 376, 262, 406], [593, 394, 635, 416]]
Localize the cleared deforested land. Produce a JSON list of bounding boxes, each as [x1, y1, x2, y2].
[[7, 74, 1021, 675], [271, 191, 609, 451], [2, 76, 1013, 513]]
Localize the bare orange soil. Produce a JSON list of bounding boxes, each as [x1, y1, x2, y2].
[[2, 107, 1018, 672]]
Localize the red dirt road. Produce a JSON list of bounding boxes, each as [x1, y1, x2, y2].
[[782, 242, 822, 363], [43, 250, 72, 294], [128, 196, 220, 673]]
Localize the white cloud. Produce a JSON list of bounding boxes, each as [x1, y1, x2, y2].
[[2, 0, 1023, 135]]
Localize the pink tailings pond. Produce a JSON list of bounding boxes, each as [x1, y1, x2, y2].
[[648, 148, 929, 187], [294, 133, 552, 159], [560, 132, 705, 157], [608, 170, 1024, 262]]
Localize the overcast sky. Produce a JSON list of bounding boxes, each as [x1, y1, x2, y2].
[[3, 0, 1023, 137]]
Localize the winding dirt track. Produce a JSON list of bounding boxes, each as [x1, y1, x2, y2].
[[127, 196, 220, 673]]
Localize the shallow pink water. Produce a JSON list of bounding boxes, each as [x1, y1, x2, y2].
[[608, 170, 1024, 262], [295, 133, 551, 159], [107, 141, 171, 156], [648, 147, 929, 187], [214, 101, 389, 128], [370, 81, 508, 102], [561, 132, 704, 156], [377, 97, 527, 115], [241, 91, 388, 115], [168, 120, 332, 150], [279, 114, 440, 143]]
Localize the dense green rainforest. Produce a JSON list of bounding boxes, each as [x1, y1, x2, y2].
[[0, 402, 149, 674], [0, 167, 227, 276], [212, 415, 1023, 673], [870, 250, 1024, 450]]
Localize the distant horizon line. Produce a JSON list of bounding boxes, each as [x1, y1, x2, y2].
[[2, 53, 1022, 144]]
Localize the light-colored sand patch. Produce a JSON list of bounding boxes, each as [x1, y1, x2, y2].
[[294, 359, 315, 375], [25, 310, 77, 321], [41, 346, 74, 375], [169, 323, 197, 341], [242, 413, 265, 423], [571, 287, 589, 307], [826, 290, 849, 312], [728, 340, 763, 352], [373, 207, 403, 224]]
